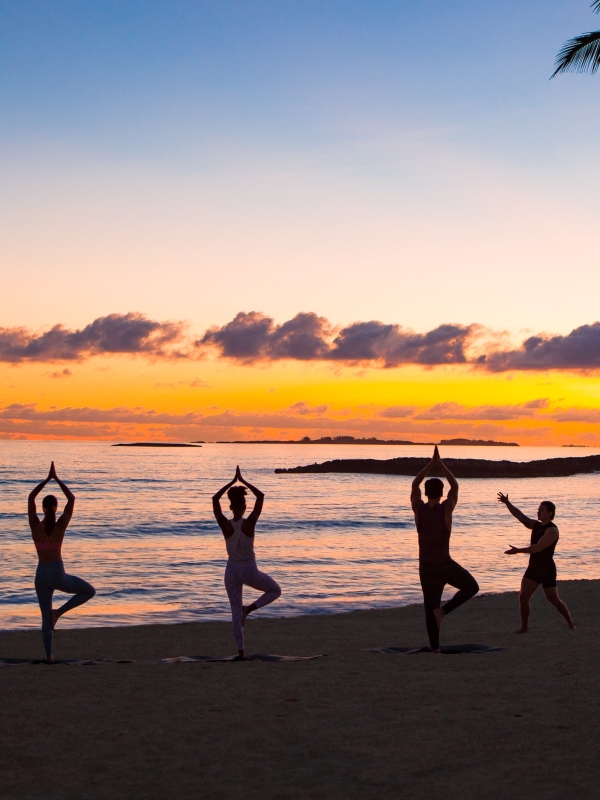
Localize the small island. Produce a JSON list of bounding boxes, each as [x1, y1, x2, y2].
[[216, 436, 518, 446], [275, 454, 600, 479], [112, 442, 202, 448], [439, 438, 519, 446], [217, 436, 426, 445]]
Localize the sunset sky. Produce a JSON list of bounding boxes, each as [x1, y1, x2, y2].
[[1, 0, 599, 444]]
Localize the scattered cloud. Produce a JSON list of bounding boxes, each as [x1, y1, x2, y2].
[[549, 406, 600, 423], [0, 403, 202, 425], [380, 406, 417, 418], [288, 401, 329, 416], [201, 313, 600, 373], [378, 400, 552, 421], [155, 378, 211, 389], [44, 368, 72, 379], [330, 321, 474, 366], [198, 312, 332, 363], [199, 312, 475, 367], [413, 400, 550, 421], [0, 313, 186, 363], [4, 311, 600, 374], [482, 323, 600, 372], [0, 398, 590, 443]]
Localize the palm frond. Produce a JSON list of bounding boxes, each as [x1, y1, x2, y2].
[[592, 0, 600, 13], [551, 30, 600, 77]]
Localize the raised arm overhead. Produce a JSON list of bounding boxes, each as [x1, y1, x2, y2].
[[235, 465, 264, 525], [497, 492, 536, 529], [52, 463, 75, 530], [28, 465, 52, 531], [212, 473, 238, 531], [410, 447, 437, 512], [436, 448, 458, 522]]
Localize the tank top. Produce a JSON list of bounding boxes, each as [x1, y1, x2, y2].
[[529, 521, 558, 570], [416, 500, 451, 563], [225, 518, 255, 565]]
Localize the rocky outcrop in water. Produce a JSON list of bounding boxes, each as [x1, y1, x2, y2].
[[275, 455, 600, 479]]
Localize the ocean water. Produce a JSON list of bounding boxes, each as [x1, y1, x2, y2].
[[1, 440, 599, 631]]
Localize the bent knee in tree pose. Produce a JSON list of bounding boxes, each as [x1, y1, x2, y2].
[[411, 446, 479, 652], [28, 462, 96, 662], [212, 466, 281, 660], [498, 492, 576, 633]]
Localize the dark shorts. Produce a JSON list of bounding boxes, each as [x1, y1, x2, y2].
[[523, 562, 557, 589]]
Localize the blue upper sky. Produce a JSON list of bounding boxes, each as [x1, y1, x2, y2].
[[1, 1, 597, 160], [1, 1, 599, 333]]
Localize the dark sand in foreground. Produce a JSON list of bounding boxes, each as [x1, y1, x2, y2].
[[0, 580, 597, 799]]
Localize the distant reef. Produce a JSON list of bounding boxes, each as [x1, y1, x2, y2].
[[275, 455, 600, 479], [216, 436, 518, 446], [112, 442, 201, 448], [217, 436, 426, 445], [439, 438, 519, 446]]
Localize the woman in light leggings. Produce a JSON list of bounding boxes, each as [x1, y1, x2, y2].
[[28, 462, 95, 662], [212, 466, 281, 659]]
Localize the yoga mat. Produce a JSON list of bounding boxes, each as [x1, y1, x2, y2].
[[0, 657, 134, 666], [159, 654, 326, 663], [367, 643, 503, 655]]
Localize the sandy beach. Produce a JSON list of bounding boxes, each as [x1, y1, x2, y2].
[[0, 579, 597, 799]]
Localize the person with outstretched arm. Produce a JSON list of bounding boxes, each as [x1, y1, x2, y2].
[[28, 462, 96, 662], [212, 466, 281, 659], [498, 492, 576, 633], [411, 446, 479, 652]]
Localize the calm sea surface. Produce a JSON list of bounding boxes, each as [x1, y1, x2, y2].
[[1, 440, 599, 630]]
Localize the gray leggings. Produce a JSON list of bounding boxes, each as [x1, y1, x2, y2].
[[224, 561, 281, 650], [35, 560, 95, 659]]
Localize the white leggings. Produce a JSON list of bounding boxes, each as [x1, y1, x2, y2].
[[224, 561, 281, 650]]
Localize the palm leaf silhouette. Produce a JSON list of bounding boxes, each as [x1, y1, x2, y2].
[[551, 0, 600, 77], [551, 30, 600, 77]]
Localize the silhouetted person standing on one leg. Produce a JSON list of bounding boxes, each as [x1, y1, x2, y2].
[[411, 446, 479, 652], [212, 466, 281, 660], [498, 493, 576, 633], [28, 462, 96, 663]]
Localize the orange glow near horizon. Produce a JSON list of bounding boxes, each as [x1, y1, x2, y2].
[[1, 354, 599, 446]]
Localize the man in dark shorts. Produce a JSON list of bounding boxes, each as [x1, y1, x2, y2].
[[411, 446, 479, 652], [498, 492, 576, 633]]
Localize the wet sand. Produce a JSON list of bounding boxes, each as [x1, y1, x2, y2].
[[0, 579, 597, 799]]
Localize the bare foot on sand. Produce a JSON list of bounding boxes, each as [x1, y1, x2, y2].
[[433, 608, 445, 631], [513, 627, 528, 634], [568, 622, 577, 630], [51, 610, 60, 630]]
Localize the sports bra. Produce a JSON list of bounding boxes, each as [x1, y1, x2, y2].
[[34, 536, 63, 556]]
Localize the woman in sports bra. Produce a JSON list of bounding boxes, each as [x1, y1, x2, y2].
[[498, 492, 576, 633], [28, 462, 96, 662], [212, 466, 281, 659]]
